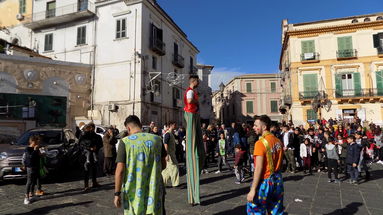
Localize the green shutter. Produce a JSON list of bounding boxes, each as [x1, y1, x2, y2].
[[246, 101, 253, 114], [338, 36, 353, 58], [307, 109, 317, 121], [353, 72, 361, 96], [271, 82, 276, 92], [376, 71, 383, 96], [246, 83, 252, 93], [303, 74, 318, 98], [271, 101, 278, 113], [335, 74, 342, 97], [301, 40, 315, 53]]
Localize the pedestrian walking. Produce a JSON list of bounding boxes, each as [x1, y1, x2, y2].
[[215, 133, 231, 174], [162, 121, 180, 187], [114, 115, 167, 215], [103, 127, 117, 176], [325, 138, 340, 183], [300, 138, 312, 174], [346, 135, 360, 184], [23, 135, 42, 205]]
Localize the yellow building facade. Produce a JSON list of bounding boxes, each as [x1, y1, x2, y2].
[[280, 13, 383, 126], [0, 0, 32, 28]]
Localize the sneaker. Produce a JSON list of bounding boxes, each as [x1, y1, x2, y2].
[[215, 170, 221, 174], [235, 181, 241, 185], [204, 169, 209, 174], [23, 197, 30, 205], [328, 179, 333, 183], [241, 178, 245, 183]]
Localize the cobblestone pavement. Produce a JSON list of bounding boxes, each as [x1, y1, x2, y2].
[[1, 161, 383, 215]]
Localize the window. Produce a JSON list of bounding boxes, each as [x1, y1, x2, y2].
[[246, 82, 252, 93], [46, 1, 56, 18], [270, 82, 276, 93], [44, 33, 53, 51], [152, 56, 157, 70], [116, 18, 126, 39], [270, 101, 278, 113], [377, 16, 383, 21], [19, 0, 26, 14], [303, 74, 318, 98], [246, 101, 253, 114], [364, 17, 371, 22], [376, 70, 383, 96], [174, 43, 178, 57], [190, 57, 194, 74], [351, 19, 358, 23], [335, 73, 361, 97], [77, 26, 86, 45], [337, 36, 354, 58], [301, 40, 316, 60], [373, 33, 383, 53], [307, 109, 317, 123], [150, 23, 165, 55]]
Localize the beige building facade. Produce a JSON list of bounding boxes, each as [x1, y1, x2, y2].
[[280, 13, 383, 126], [212, 74, 282, 125]]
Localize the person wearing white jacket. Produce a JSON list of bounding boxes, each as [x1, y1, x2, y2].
[[300, 138, 312, 174]]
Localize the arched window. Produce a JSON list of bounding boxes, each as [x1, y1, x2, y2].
[[351, 19, 359, 23], [364, 17, 371, 22], [377, 16, 383, 21]]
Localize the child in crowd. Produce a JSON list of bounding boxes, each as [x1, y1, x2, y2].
[[215, 133, 231, 174], [346, 135, 360, 184], [23, 135, 42, 205], [201, 133, 209, 174], [336, 134, 347, 175], [325, 138, 340, 183], [234, 144, 246, 184], [300, 138, 312, 174]]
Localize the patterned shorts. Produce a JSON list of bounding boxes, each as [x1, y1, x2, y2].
[[247, 172, 284, 215]]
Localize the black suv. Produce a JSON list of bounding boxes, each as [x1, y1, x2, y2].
[[0, 128, 78, 181]]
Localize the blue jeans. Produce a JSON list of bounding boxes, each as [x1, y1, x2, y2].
[[347, 164, 359, 181]]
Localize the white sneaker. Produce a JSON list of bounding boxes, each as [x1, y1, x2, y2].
[[215, 170, 221, 174], [24, 197, 30, 205]]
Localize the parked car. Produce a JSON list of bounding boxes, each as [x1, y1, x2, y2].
[[0, 128, 78, 181]]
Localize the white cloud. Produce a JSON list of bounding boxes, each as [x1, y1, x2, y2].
[[209, 67, 246, 90]]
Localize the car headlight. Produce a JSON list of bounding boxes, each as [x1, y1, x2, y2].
[[46, 150, 59, 158], [0, 152, 7, 160]]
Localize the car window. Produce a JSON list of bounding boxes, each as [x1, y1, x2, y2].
[[17, 130, 63, 145], [96, 127, 104, 134]]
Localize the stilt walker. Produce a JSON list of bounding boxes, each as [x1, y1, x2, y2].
[[184, 74, 205, 205]]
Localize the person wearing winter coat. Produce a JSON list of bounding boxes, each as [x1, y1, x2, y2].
[[325, 138, 340, 183], [300, 138, 312, 174], [346, 135, 361, 184]]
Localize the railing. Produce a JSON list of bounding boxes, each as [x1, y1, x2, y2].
[[335, 88, 383, 98], [26, 1, 95, 22], [337, 49, 357, 59], [378, 47, 383, 55], [173, 54, 185, 68], [300, 52, 320, 61], [299, 91, 325, 100], [150, 38, 166, 56]]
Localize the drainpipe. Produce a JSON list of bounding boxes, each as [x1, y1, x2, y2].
[[132, 8, 137, 115], [90, 4, 98, 121]]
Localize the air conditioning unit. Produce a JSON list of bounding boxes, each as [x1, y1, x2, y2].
[[108, 104, 118, 112], [16, 13, 24, 21]]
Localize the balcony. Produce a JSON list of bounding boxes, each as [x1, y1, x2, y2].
[[189, 66, 198, 74], [299, 91, 323, 100], [336, 49, 357, 60], [150, 39, 166, 56], [172, 54, 184, 68], [335, 88, 383, 98], [300, 52, 320, 63], [24, 1, 95, 30]]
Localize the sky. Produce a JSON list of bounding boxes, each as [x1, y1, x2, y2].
[[157, 0, 383, 90]]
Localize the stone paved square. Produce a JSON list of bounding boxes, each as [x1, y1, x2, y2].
[[1, 160, 383, 215]]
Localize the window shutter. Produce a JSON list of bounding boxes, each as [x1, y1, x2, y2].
[[373, 34, 380, 48], [121, 19, 126, 37], [77, 27, 80, 45], [82, 27, 86, 44], [308, 40, 315, 53], [116, 20, 121, 38], [307, 109, 317, 121], [271, 101, 278, 112], [303, 74, 318, 97], [174, 43, 178, 56], [338, 36, 352, 50], [246, 101, 253, 114], [376, 71, 383, 95], [353, 72, 361, 96], [246, 83, 252, 93], [301, 41, 308, 54]]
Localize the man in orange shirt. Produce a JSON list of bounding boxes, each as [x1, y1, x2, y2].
[[247, 115, 284, 215]]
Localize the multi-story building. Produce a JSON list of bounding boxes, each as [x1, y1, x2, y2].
[[0, 39, 91, 137], [17, 0, 199, 129], [212, 74, 282, 125], [280, 13, 383, 126], [196, 64, 214, 125]]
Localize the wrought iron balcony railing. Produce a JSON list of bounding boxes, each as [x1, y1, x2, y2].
[[299, 91, 325, 100], [335, 88, 383, 98], [337, 49, 357, 59], [378, 47, 383, 55], [150, 38, 166, 56], [172, 54, 185, 68]]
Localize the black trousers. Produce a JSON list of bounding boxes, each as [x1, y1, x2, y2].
[[217, 155, 231, 171], [84, 161, 97, 187], [327, 159, 338, 180], [103, 157, 114, 175]]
